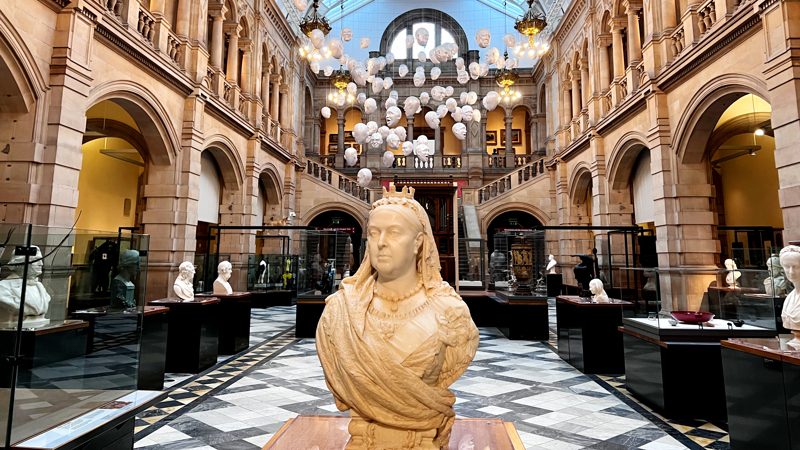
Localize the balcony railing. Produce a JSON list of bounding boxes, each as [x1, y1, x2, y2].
[[671, 26, 686, 57], [478, 158, 546, 204], [166, 31, 181, 66], [320, 155, 336, 168], [306, 159, 372, 204], [136, 6, 156, 45]]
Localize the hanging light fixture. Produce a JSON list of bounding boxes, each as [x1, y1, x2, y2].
[[298, 0, 332, 61], [328, 66, 354, 103], [496, 51, 521, 102], [513, 0, 549, 58]]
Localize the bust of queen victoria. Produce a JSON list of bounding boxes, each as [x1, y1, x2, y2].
[[316, 185, 479, 450]]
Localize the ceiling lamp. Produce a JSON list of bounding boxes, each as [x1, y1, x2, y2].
[[328, 66, 354, 103], [495, 52, 521, 102], [515, 0, 547, 47], [298, 0, 332, 61]]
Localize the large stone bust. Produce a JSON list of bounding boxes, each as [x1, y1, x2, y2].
[[0, 246, 51, 328], [316, 185, 479, 449], [780, 245, 800, 345]]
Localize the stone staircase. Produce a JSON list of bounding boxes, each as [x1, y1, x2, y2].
[[476, 158, 548, 205]]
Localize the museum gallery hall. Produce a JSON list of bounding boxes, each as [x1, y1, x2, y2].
[[0, 0, 799, 448]]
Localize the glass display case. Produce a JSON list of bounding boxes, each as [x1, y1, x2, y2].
[[297, 230, 351, 297], [491, 230, 546, 300], [193, 253, 231, 293], [616, 267, 781, 338], [0, 224, 152, 447], [248, 254, 298, 293], [458, 239, 486, 290]]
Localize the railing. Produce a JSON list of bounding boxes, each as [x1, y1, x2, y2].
[[671, 26, 686, 57], [602, 90, 613, 116], [394, 156, 407, 168], [270, 119, 280, 141], [106, 0, 122, 16], [320, 155, 336, 168], [637, 61, 647, 87], [442, 156, 461, 168], [697, 0, 718, 35], [306, 159, 372, 204], [136, 6, 156, 45], [478, 158, 546, 204], [487, 155, 507, 168], [619, 77, 628, 98], [514, 155, 536, 167], [166, 31, 181, 66], [222, 80, 233, 105], [238, 93, 247, 117]]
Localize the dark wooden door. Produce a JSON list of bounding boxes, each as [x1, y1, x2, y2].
[[414, 188, 455, 284]]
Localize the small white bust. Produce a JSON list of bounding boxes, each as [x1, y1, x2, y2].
[[724, 258, 741, 288], [589, 279, 609, 302], [453, 123, 467, 141], [213, 260, 233, 295], [0, 246, 51, 328], [173, 261, 195, 301], [357, 168, 372, 187], [779, 246, 800, 345], [386, 106, 402, 127], [546, 254, 558, 274], [425, 111, 440, 129]]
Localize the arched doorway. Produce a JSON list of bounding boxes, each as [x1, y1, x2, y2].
[[308, 210, 364, 274], [486, 211, 542, 255]]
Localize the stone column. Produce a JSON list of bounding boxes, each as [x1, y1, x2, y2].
[[280, 85, 289, 128], [611, 22, 626, 79], [562, 86, 572, 128], [209, 14, 225, 69], [662, 0, 677, 29], [571, 71, 581, 119], [626, 3, 643, 64], [240, 47, 251, 94], [261, 71, 269, 119], [435, 124, 442, 154], [175, 0, 192, 36], [580, 61, 590, 108], [505, 115, 513, 157], [225, 30, 239, 84], [598, 37, 612, 89], [408, 122, 414, 142], [337, 114, 346, 154], [271, 75, 280, 118]]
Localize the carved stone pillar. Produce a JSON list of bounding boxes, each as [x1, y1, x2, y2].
[[175, 0, 192, 36], [435, 124, 442, 154], [209, 13, 225, 69], [625, 3, 643, 64], [562, 86, 572, 128], [597, 36, 612, 89], [225, 29, 240, 84], [240, 46, 251, 94], [337, 114, 346, 154], [571, 71, 581, 119], [580, 61, 590, 108], [408, 123, 414, 142], [504, 115, 513, 158], [279, 84, 289, 128], [271, 76, 280, 118], [261, 71, 269, 119], [611, 22, 626, 79]]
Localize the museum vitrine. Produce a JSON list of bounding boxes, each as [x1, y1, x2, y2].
[[458, 239, 486, 290], [0, 223, 155, 447], [297, 230, 351, 298], [248, 254, 298, 293], [491, 230, 546, 300]]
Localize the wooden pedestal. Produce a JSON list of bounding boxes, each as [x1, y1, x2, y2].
[[149, 298, 220, 373], [556, 296, 631, 374], [262, 415, 525, 450], [196, 292, 252, 355]]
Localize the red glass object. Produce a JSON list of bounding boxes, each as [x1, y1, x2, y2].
[[670, 311, 715, 323]]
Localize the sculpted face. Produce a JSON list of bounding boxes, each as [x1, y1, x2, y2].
[[485, 47, 499, 65], [344, 147, 359, 166], [413, 71, 425, 87], [475, 28, 491, 48], [394, 127, 406, 141], [320, 107, 331, 119], [386, 133, 400, 149], [382, 151, 395, 168], [360, 37, 371, 49], [386, 106, 402, 126], [368, 206, 423, 282], [589, 279, 602, 295], [367, 121, 378, 135], [406, 34, 414, 48], [364, 98, 377, 114], [357, 168, 372, 187], [293, 0, 307, 11], [310, 29, 325, 49], [341, 27, 353, 42], [457, 70, 469, 84], [781, 251, 800, 284], [329, 38, 344, 59], [453, 122, 467, 140], [431, 67, 441, 80], [503, 33, 516, 48], [398, 64, 409, 77], [353, 123, 368, 144], [402, 141, 414, 156], [415, 28, 429, 46], [425, 111, 440, 129], [469, 62, 481, 79], [367, 132, 383, 149]]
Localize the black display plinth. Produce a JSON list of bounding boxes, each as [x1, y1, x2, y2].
[[138, 306, 169, 391], [546, 274, 562, 297], [196, 292, 252, 355], [0, 321, 89, 388], [250, 290, 293, 308], [492, 296, 549, 340], [556, 296, 631, 374], [149, 298, 220, 373], [620, 321, 775, 421], [296, 295, 327, 338], [720, 338, 798, 450]]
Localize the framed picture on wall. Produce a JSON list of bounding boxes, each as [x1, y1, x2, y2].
[[486, 131, 497, 145], [501, 129, 523, 145], [328, 144, 338, 153], [344, 131, 354, 141], [328, 134, 338, 144]]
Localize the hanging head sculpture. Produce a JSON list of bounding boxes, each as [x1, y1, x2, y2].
[[316, 185, 479, 449]]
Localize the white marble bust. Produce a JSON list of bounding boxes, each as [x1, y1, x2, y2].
[[0, 246, 51, 328], [765, 255, 788, 297], [546, 254, 558, 274], [725, 258, 741, 288], [213, 260, 233, 295], [779, 246, 800, 345], [589, 278, 609, 302], [173, 261, 195, 301]]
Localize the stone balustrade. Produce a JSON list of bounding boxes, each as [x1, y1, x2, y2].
[[478, 158, 546, 204]]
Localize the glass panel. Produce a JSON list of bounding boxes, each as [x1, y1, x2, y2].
[[412, 22, 435, 58], [459, 239, 486, 290], [491, 230, 546, 299], [389, 29, 407, 59], [441, 28, 455, 45], [248, 254, 298, 294], [297, 230, 349, 297], [1, 225, 149, 447]]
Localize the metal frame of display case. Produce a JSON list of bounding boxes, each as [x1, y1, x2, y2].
[[458, 238, 486, 291]]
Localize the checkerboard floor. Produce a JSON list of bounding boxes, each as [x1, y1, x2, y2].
[[133, 302, 727, 450]]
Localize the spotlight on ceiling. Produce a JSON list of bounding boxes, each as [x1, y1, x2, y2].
[[754, 128, 765, 136]]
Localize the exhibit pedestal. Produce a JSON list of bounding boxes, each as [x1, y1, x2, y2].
[[0, 321, 89, 388], [296, 295, 327, 338], [546, 273, 562, 297], [720, 338, 800, 450], [196, 292, 252, 354], [149, 298, 220, 373], [492, 296, 549, 340], [619, 320, 775, 421], [556, 296, 631, 374], [262, 415, 525, 450], [138, 306, 169, 391], [250, 290, 293, 308]]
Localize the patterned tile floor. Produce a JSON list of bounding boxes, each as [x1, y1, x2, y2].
[[132, 302, 728, 450]]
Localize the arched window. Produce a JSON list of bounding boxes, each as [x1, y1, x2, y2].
[[380, 9, 468, 62]]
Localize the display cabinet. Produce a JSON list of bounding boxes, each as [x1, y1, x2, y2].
[[0, 224, 161, 448], [618, 267, 778, 420], [458, 239, 486, 291], [248, 254, 298, 293], [296, 230, 351, 298], [491, 230, 546, 301], [193, 253, 231, 294]]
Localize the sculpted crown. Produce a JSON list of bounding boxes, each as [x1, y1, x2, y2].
[[382, 184, 415, 199]]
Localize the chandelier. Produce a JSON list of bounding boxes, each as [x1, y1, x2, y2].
[[298, 0, 332, 61], [328, 66, 354, 103], [495, 52, 521, 102], [514, 0, 547, 48]]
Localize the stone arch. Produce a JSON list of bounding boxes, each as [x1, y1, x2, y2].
[[599, 9, 612, 33], [481, 202, 550, 231], [606, 131, 650, 190], [87, 80, 181, 166], [672, 73, 770, 164], [0, 10, 46, 114], [568, 163, 593, 205], [258, 162, 284, 204], [538, 83, 546, 114], [302, 202, 368, 230], [203, 134, 245, 190], [512, 103, 534, 118], [379, 9, 469, 60], [238, 15, 250, 39]]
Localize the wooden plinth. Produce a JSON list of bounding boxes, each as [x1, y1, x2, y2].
[[262, 415, 525, 450]]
